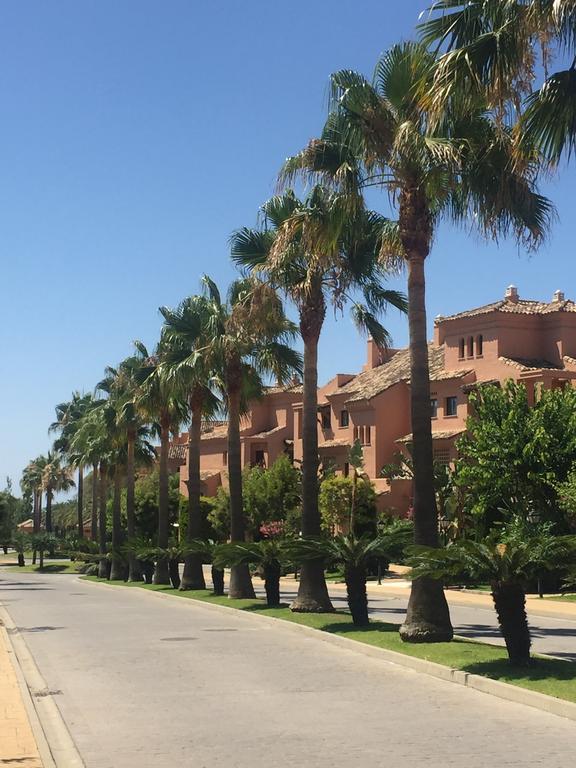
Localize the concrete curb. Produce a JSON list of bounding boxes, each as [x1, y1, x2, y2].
[[80, 577, 576, 723], [0, 604, 85, 768]]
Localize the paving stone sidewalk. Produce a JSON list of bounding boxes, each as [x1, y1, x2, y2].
[[0, 626, 42, 767]]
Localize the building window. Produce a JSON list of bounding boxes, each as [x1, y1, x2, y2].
[[433, 448, 451, 466], [344, 462, 350, 477], [430, 398, 438, 419], [467, 336, 474, 357], [458, 338, 465, 359], [321, 408, 331, 430], [476, 334, 483, 356], [222, 451, 228, 466], [446, 396, 457, 417], [364, 426, 371, 445], [353, 426, 360, 442], [340, 409, 349, 428], [297, 411, 302, 439]]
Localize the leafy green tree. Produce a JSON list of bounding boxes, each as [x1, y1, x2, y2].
[[409, 531, 576, 666], [282, 41, 552, 641], [232, 189, 405, 613], [133, 470, 182, 541], [455, 381, 576, 534], [319, 476, 377, 537], [242, 455, 301, 537], [420, 0, 576, 163]]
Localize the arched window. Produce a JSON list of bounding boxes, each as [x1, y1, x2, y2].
[[467, 336, 474, 357], [458, 338, 465, 359], [476, 334, 483, 357]]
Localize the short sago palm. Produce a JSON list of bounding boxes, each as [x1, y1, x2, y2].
[[408, 535, 576, 666], [289, 530, 412, 626], [214, 541, 287, 607], [184, 539, 225, 595]]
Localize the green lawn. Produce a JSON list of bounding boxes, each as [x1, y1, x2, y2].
[[547, 594, 576, 602], [82, 576, 576, 704], [6, 562, 82, 574]]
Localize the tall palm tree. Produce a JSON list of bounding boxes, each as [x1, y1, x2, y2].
[[419, 0, 576, 163], [98, 354, 154, 581], [136, 339, 188, 585], [199, 275, 302, 599], [281, 42, 552, 639], [232, 189, 406, 612], [159, 294, 221, 591], [50, 392, 97, 538], [42, 451, 75, 534], [20, 457, 46, 538], [70, 405, 114, 577]]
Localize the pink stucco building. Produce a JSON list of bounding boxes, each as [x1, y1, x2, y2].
[[175, 286, 576, 515]]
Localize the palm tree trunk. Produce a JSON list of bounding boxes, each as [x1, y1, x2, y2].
[[263, 561, 281, 607], [181, 392, 206, 590], [292, 303, 334, 613], [211, 565, 225, 596], [77, 466, 84, 539], [126, 431, 141, 582], [227, 370, 255, 599], [98, 463, 109, 579], [110, 467, 124, 580], [492, 582, 531, 666], [344, 563, 369, 626], [154, 415, 171, 585], [32, 490, 41, 564], [91, 464, 98, 542], [45, 489, 53, 533], [399, 241, 453, 643]]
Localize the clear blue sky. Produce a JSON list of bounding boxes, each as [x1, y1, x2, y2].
[[1, 0, 574, 491]]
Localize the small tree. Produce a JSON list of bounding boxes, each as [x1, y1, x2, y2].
[[215, 540, 286, 607], [289, 528, 412, 626], [12, 531, 29, 567], [408, 532, 576, 666], [319, 476, 377, 536], [455, 381, 576, 534]]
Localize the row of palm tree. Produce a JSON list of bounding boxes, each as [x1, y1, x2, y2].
[[21, 2, 575, 643]]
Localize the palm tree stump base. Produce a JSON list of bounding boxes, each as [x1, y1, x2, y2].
[[290, 560, 335, 613], [399, 621, 454, 643], [229, 564, 255, 600]]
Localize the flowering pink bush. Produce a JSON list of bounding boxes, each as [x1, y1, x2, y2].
[[259, 520, 285, 539]]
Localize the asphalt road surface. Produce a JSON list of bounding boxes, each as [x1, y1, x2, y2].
[[0, 571, 575, 768]]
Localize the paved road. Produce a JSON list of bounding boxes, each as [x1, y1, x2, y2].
[[1, 572, 575, 768]]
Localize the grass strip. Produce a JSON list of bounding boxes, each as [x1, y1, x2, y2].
[[81, 576, 576, 704], [5, 563, 82, 574]]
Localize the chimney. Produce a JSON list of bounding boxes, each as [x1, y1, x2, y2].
[[363, 337, 382, 370], [553, 289, 565, 303], [505, 285, 519, 303]]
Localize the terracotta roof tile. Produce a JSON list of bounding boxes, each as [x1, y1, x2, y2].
[[246, 425, 288, 439], [319, 438, 351, 449], [264, 383, 303, 395], [338, 346, 446, 403], [499, 356, 563, 372], [397, 428, 465, 443], [437, 297, 576, 323]]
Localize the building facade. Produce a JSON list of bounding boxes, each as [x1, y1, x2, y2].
[[175, 287, 576, 514]]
